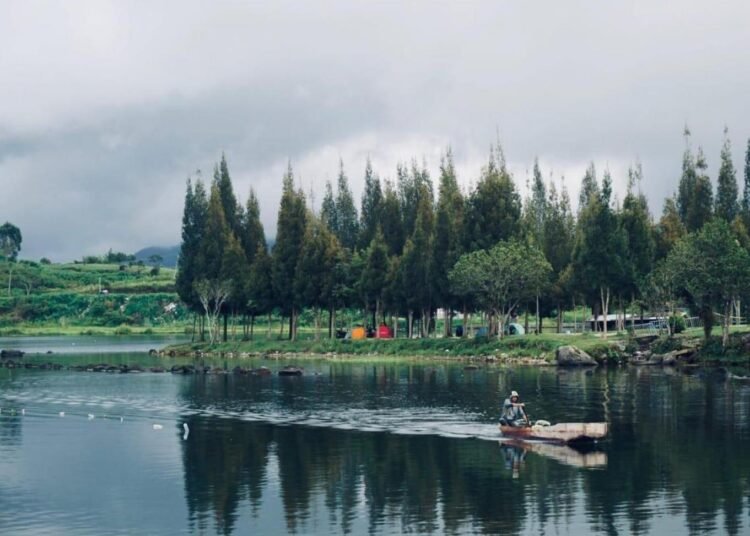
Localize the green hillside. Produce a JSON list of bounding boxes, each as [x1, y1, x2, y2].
[[0, 260, 189, 334]]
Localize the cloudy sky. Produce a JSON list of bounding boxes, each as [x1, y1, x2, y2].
[[1, 1, 749, 261]]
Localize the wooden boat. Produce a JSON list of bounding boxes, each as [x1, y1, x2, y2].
[[499, 422, 607, 444]]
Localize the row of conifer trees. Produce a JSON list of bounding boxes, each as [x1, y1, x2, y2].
[[176, 128, 750, 343]]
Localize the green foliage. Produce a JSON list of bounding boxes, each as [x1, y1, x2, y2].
[[715, 127, 739, 222], [450, 240, 551, 336], [432, 149, 465, 312], [334, 161, 359, 250], [464, 145, 521, 251], [176, 177, 208, 309], [666, 219, 750, 344], [272, 163, 307, 320], [668, 315, 686, 334], [678, 130, 713, 232], [0, 222, 22, 261], [358, 158, 382, 249], [571, 170, 628, 305]]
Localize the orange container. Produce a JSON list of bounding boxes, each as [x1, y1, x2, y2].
[[351, 326, 366, 340]]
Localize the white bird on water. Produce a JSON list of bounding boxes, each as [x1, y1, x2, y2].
[[152, 424, 163, 430], [88, 414, 95, 420], [59, 412, 65, 417]]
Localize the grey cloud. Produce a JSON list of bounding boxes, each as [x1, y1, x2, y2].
[[1, 1, 749, 260]]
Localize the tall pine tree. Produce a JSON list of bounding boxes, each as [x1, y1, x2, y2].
[[272, 163, 307, 340], [432, 149, 464, 335], [335, 161, 359, 250], [176, 177, 208, 314], [380, 179, 405, 256], [464, 145, 521, 251], [715, 127, 739, 222], [742, 138, 750, 229], [359, 157, 383, 249]]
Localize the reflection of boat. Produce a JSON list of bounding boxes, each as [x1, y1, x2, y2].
[[498, 422, 608, 444], [503, 440, 608, 468], [278, 366, 304, 376]]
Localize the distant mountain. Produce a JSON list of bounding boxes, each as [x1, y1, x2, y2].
[[134, 245, 180, 268], [135, 239, 276, 269]]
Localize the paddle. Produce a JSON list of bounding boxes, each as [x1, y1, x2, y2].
[[520, 405, 531, 427]]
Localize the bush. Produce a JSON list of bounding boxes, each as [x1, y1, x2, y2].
[[668, 315, 686, 334]]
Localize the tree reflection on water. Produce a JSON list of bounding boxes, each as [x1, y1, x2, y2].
[[177, 366, 750, 535]]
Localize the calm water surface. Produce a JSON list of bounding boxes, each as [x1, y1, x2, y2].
[[0, 338, 748, 535]]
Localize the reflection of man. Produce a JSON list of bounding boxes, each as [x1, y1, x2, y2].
[[500, 390, 527, 427], [501, 445, 527, 479]]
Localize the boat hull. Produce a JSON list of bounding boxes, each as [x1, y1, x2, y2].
[[499, 422, 607, 444]]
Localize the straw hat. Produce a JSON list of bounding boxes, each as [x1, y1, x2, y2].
[[510, 390, 519, 399]]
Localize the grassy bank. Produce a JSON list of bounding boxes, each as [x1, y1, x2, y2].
[[164, 331, 633, 362]]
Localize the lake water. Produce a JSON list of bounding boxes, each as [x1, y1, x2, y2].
[[0, 337, 749, 535]]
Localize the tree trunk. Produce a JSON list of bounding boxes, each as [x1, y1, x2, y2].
[[191, 314, 197, 343], [223, 312, 228, 342], [250, 314, 255, 340], [600, 287, 610, 340], [407, 310, 414, 338], [556, 304, 562, 334], [462, 306, 468, 338], [314, 307, 321, 341], [536, 294, 541, 335], [524, 309, 529, 335], [723, 300, 731, 348]]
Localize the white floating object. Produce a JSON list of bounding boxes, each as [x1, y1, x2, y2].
[[152, 424, 163, 430], [59, 412, 65, 417], [120, 417, 124, 423], [88, 414, 95, 420], [182, 423, 190, 440], [21, 409, 25, 415]]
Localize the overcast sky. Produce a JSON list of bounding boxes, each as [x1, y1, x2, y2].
[[1, 1, 749, 261]]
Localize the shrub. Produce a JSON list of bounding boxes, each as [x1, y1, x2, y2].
[[668, 315, 686, 334]]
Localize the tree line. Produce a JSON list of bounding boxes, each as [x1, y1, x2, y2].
[[177, 128, 750, 347]]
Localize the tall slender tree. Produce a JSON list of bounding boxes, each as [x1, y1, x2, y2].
[[320, 180, 337, 234], [620, 164, 655, 317], [715, 127, 739, 222], [380, 179, 405, 256], [742, 138, 750, 229], [464, 145, 521, 251], [359, 158, 383, 249], [359, 228, 389, 331], [678, 129, 713, 231], [176, 177, 209, 338], [272, 163, 307, 340], [432, 149, 465, 335], [399, 185, 434, 337], [571, 170, 628, 338], [525, 158, 547, 246], [335, 161, 359, 250], [240, 189, 266, 267], [216, 154, 241, 235]]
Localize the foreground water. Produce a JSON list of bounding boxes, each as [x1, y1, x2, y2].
[[0, 338, 749, 535]]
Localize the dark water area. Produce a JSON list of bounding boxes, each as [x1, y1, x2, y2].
[[0, 347, 749, 534]]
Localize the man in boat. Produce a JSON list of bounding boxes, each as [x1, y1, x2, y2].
[[500, 390, 528, 427]]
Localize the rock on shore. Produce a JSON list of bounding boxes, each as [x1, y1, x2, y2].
[[556, 346, 598, 366]]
